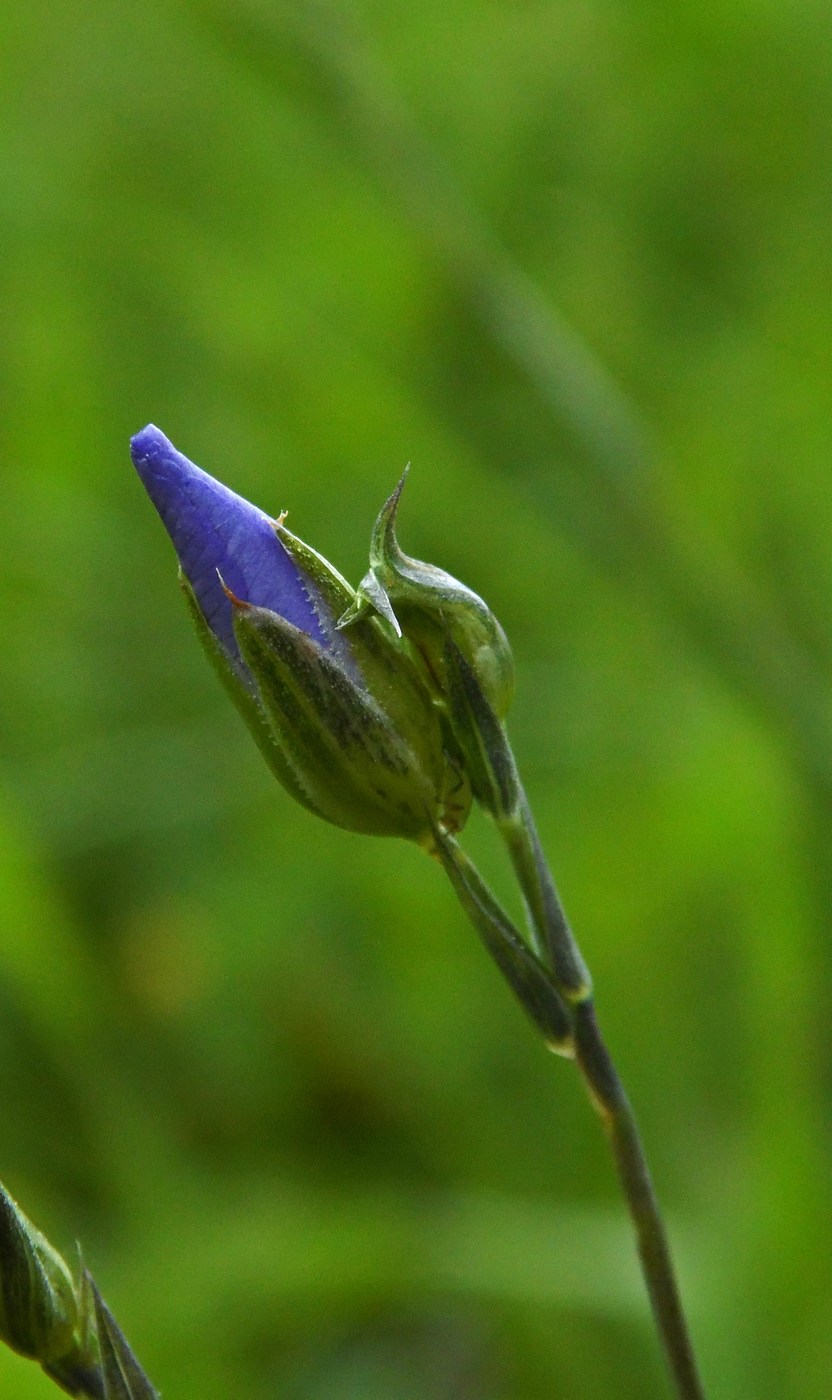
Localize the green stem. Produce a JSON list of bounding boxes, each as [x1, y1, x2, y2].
[[499, 795, 591, 1002], [498, 794, 707, 1400], [432, 829, 574, 1055], [572, 1000, 706, 1400]]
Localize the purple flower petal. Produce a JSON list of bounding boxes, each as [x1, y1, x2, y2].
[[131, 425, 327, 681]]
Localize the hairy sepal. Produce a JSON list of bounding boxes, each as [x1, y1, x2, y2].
[[233, 603, 449, 841], [180, 573, 329, 822]]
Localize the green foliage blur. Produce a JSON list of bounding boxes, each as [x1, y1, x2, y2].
[[1, 2, 831, 1396]]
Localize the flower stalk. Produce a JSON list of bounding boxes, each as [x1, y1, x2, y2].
[[434, 590, 706, 1398], [501, 795, 705, 1398], [434, 817, 705, 1400], [571, 1000, 705, 1400]]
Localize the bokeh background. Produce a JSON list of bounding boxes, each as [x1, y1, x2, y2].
[[2, 2, 831, 1396]]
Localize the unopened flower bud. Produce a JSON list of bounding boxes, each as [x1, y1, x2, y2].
[[0, 1182, 112, 1396], [131, 427, 470, 844], [0, 1184, 78, 1367]]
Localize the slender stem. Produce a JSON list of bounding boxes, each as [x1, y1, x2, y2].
[[499, 795, 591, 1001], [432, 828, 574, 1055], [497, 793, 707, 1400], [572, 1000, 706, 1400]]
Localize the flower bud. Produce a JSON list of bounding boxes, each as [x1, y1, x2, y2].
[[340, 474, 519, 819], [131, 427, 470, 844], [0, 1181, 162, 1398], [0, 1182, 111, 1396], [0, 1183, 78, 1366]]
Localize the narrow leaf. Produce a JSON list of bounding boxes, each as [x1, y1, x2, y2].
[[82, 1273, 159, 1400]]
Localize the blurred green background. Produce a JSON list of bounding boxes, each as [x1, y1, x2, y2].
[[1, 1, 831, 1396]]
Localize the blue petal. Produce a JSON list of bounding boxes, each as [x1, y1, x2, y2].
[[131, 425, 327, 679]]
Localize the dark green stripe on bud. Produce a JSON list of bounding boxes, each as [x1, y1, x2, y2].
[[442, 638, 520, 820], [181, 571, 323, 820]]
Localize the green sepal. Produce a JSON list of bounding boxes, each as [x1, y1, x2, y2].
[[442, 638, 520, 821], [339, 472, 515, 721], [180, 571, 330, 823], [339, 568, 400, 635], [273, 520, 355, 621], [260, 522, 473, 837], [277, 519, 438, 737], [233, 603, 449, 841]]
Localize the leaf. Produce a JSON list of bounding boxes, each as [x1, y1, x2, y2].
[[81, 1273, 158, 1400]]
